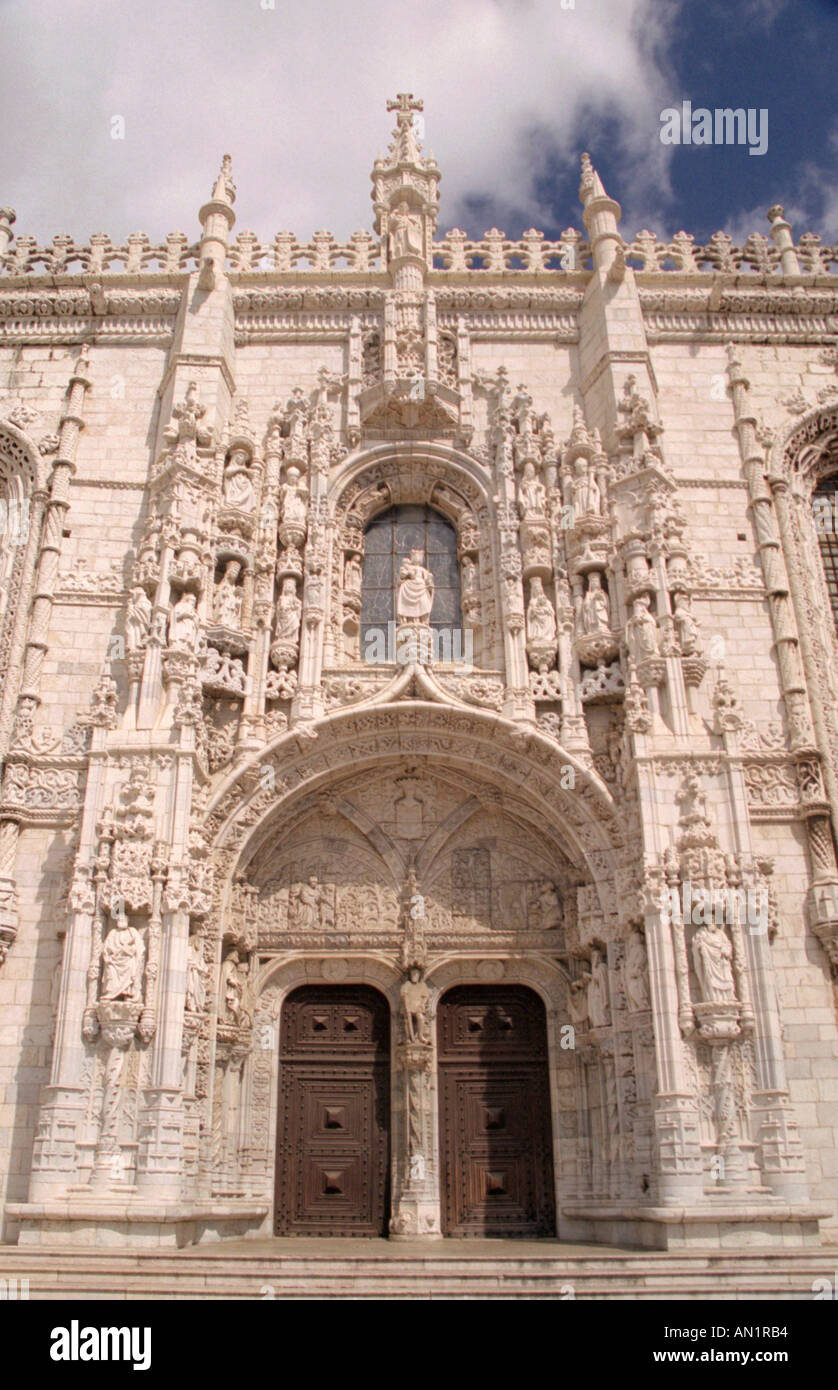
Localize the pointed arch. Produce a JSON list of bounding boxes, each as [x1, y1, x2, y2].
[[325, 440, 500, 671]]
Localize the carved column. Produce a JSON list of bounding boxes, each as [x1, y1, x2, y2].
[[635, 754, 704, 1201], [135, 744, 194, 1195], [714, 706, 808, 1194], [14, 352, 91, 725], [28, 712, 114, 1197], [389, 1038, 442, 1238], [293, 420, 329, 722], [728, 348, 838, 980]]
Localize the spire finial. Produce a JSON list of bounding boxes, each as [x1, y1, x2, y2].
[[579, 152, 609, 205], [385, 94, 425, 164], [211, 154, 236, 207]]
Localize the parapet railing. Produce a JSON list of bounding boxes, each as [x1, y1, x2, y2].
[[624, 229, 838, 275], [1, 226, 837, 277]]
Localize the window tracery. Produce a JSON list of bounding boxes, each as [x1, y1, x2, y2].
[[360, 504, 462, 659]]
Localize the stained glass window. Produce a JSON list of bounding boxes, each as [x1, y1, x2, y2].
[[361, 505, 462, 657]]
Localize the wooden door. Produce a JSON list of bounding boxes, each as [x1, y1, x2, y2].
[[275, 985, 390, 1236], [437, 985, 556, 1237]]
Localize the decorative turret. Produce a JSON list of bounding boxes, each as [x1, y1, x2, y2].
[[0, 208, 15, 260], [198, 154, 236, 290], [767, 203, 800, 276], [578, 152, 623, 273], [371, 94, 440, 277]]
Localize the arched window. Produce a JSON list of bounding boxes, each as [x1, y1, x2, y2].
[[361, 505, 462, 657], [813, 475, 838, 632]]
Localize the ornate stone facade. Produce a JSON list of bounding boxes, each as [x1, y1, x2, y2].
[[0, 99, 837, 1251]]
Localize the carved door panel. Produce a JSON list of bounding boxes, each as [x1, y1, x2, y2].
[[275, 985, 390, 1236], [437, 985, 556, 1237]]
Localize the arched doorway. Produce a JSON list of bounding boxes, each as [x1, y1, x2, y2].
[[437, 985, 556, 1237], [274, 984, 391, 1236]]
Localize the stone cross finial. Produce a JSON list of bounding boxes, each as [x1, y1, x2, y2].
[[387, 93, 424, 125]]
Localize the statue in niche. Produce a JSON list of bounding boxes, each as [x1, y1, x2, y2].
[[168, 592, 200, 652], [397, 549, 434, 624], [624, 930, 651, 1012], [692, 922, 737, 1004], [626, 594, 659, 663], [587, 947, 610, 1028], [220, 949, 251, 1026], [461, 555, 478, 596], [673, 592, 700, 655], [344, 553, 362, 595], [305, 563, 324, 611], [526, 576, 556, 644], [568, 974, 590, 1030], [535, 880, 562, 930], [214, 560, 243, 628], [279, 466, 308, 530], [100, 921, 145, 1003], [400, 965, 431, 1044], [126, 587, 153, 652], [275, 577, 302, 642], [185, 931, 208, 1014], [571, 458, 600, 518], [517, 461, 546, 520], [222, 448, 256, 512], [581, 571, 611, 634], [388, 200, 423, 261]]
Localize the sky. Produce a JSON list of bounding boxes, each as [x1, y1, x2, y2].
[[0, 0, 835, 252]]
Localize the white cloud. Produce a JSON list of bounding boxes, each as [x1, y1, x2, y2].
[[0, 0, 687, 247]]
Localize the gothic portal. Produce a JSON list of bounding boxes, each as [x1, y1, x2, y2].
[[1, 96, 838, 1252]]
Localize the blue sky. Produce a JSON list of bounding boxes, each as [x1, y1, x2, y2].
[[0, 0, 835, 251]]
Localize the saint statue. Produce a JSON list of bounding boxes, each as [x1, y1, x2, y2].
[[214, 560, 243, 628], [126, 587, 153, 652], [673, 592, 699, 655], [388, 200, 423, 261], [624, 930, 651, 1012], [517, 461, 546, 520], [536, 880, 562, 930], [692, 922, 737, 1004], [220, 949, 251, 1026], [401, 965, 431, 1044], [275, 577, 302, 642], [222, 448, 256, 512], [526, 576, 557, 644], [344, 553, 362, 595], [587, 947, 610, 1028], [168, 592, 200, 652], [461, 555, 478, 595], [568, 975, 590, 1030], [185, 932, 208, 1014], [279, 466, 308, 530], [581, 571, 611, 635], [626, 594, 659, 663], [100, 922, 145, 1002], [288, 876, 328, 931], [397, 549, 434, 624], [571, 458, 600, 517]]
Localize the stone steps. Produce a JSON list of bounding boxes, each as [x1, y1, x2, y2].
[[2, 1244, 834, 1299]]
